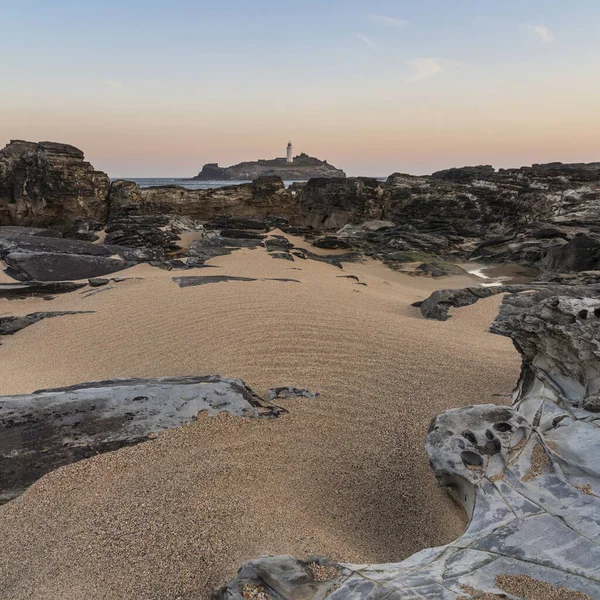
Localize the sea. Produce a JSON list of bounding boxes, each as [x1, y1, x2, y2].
[[114, 178, 307, 190]]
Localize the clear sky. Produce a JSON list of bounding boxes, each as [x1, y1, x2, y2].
[[1, 0, 599, 177]]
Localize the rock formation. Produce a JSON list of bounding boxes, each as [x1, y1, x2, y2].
[[0, 230, 162, 281], [193, 153, 346, 181], [0, 311, 94, 336], [0, 141, 110, 231], [216, 286, 600, 600], [0, 376, 290, 503]]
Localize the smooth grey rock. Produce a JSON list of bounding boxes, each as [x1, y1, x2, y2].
[[217, 288, 600, 600], [0, 376, 286, 504], [0, 311, 94, 335]]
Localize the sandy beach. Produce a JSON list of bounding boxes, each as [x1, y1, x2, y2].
[[0, 237, 520, 599]]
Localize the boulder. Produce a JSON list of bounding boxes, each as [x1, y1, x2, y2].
[[0, 140, 110, 231]]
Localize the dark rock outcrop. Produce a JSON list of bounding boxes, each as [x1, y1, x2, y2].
[[0, 311, 93, 336], [172, 275, 300, 287], [0, 141, 110, 231], [296, 178, 386, 229], [0, 280, 86, 298], [0, 376, 286, 503], [416, 286, 507, 320], [0, 233, 162, 281], [131, 176, 300, 223], [542, 233, 600, 273]]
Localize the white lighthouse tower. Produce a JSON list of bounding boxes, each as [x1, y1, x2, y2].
[[286, 141, 293, 163]]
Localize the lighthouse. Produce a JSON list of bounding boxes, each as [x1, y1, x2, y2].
[[286, 141, 293, 163]]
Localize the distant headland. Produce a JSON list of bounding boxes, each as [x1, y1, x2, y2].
[[193, 142, 346, 181]]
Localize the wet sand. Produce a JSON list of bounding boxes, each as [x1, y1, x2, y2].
[[0, 240, 520, 599]]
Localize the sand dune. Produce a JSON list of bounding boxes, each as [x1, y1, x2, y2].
[[0, 241, 520, 599]]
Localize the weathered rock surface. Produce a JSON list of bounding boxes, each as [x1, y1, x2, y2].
[[297, 178, 386, 230], [105, 203, 200, 252], [217, 287, 600, 600], [0, 280, 86, 298], [0, 311, 93, 335], [0, 141, 110, 230], [0, 232, 162, 281], [193, 152, 346, 181], [173, 275, 300, 288], [0, 376, 286, 503], [132, 176, 300, 223], [416, 286, 508, 320]]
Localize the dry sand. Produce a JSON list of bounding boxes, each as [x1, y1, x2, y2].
[[0, 238, 520, 599]]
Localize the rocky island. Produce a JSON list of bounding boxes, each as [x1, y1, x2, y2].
[[193, 144, 346, 180]]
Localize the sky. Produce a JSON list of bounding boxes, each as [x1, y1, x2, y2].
[[1, 0, 599, 177]]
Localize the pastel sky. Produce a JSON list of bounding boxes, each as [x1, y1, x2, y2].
[[1, 0, 599, 177]]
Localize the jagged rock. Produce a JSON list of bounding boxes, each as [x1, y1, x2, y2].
[[312, 236, 351, 249], [291, 247, 362, 269], [265, 236, 294, 251], [217, 287, 600, 600], [414, 262, 470, 278], [0, 226, 63, 238], [418, 282, 600, 321], [0, 233, 163, 281], [0, 140, 110, 230], [0, 310, 94, 335], [65, 217, 105, 241], [267, 387, 319, 401], [218, 230, 267, 240], [204, 215, 289, 232], [104, 200, 204, 252], [4, 252, 131, 282], [542, 233, 600, 273], [336, 220, 395, 239], [297, 177, 386, 229], [270, 252, 294, 261], [431, 164, 496, 182], [138, 176, 300, 223], [0, 280, 86, 298], [416, 286, 506, 320], [186, 232, 265, 267], [0, 376, 286, 503]]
